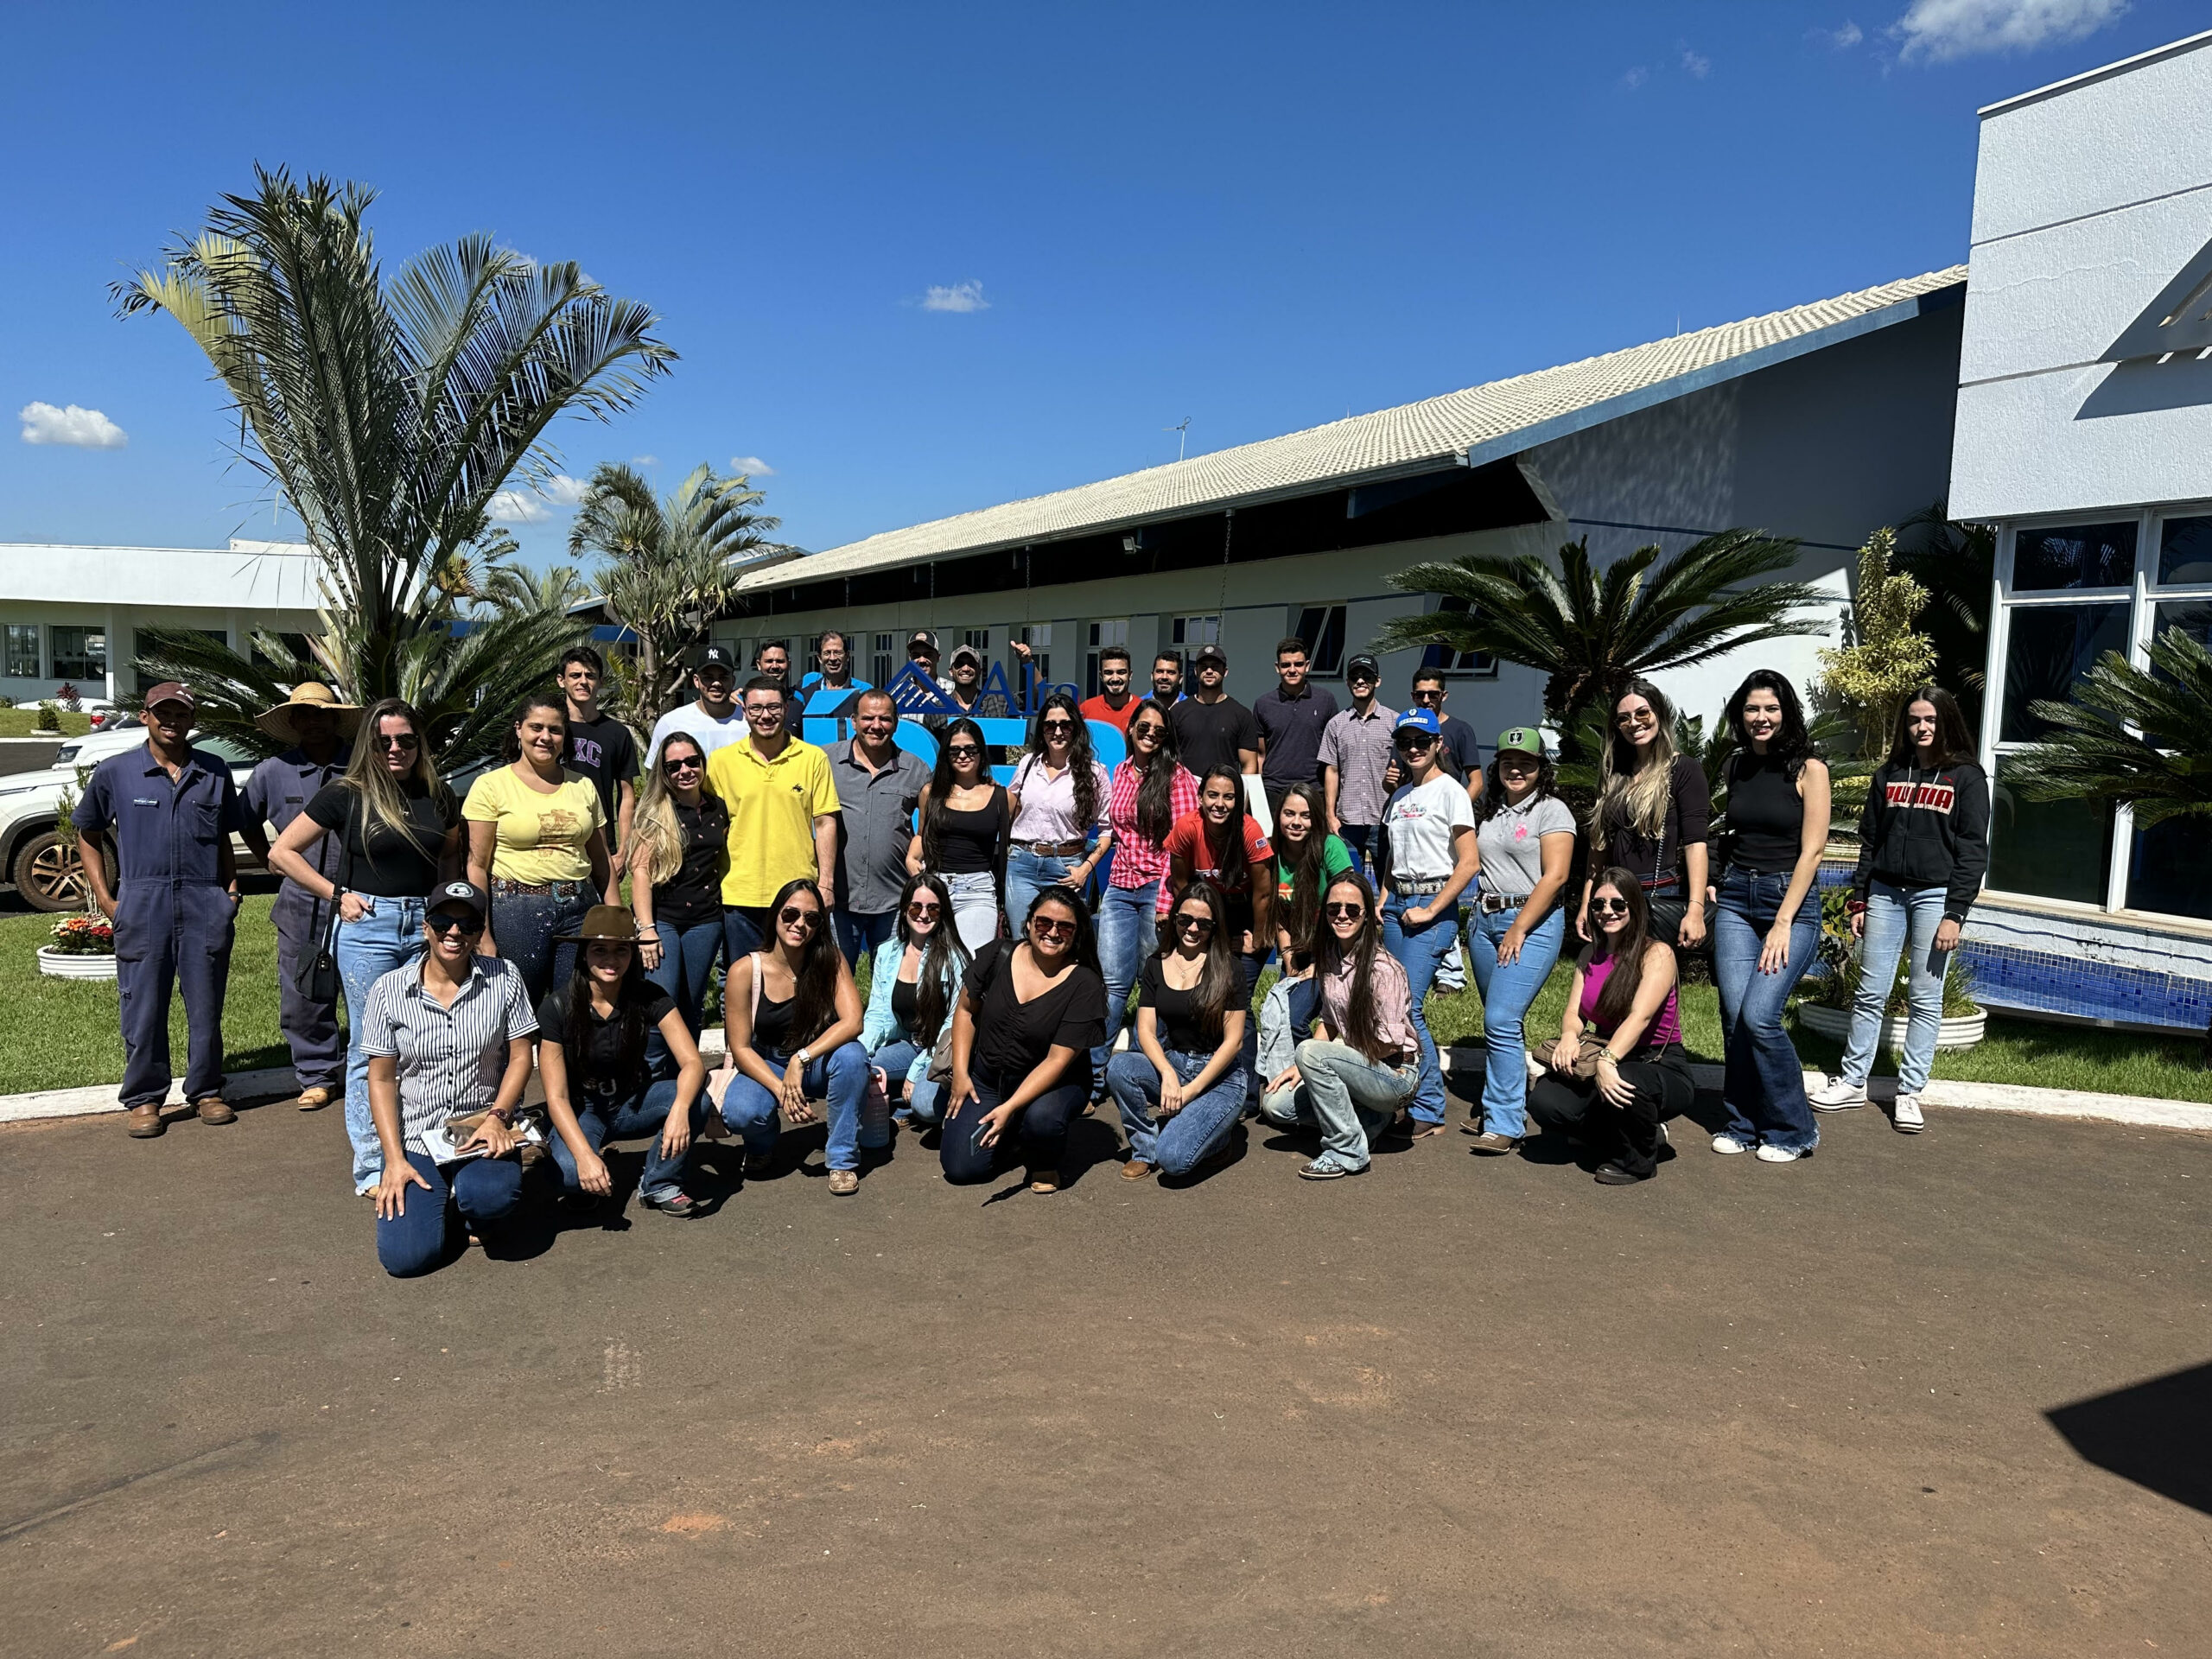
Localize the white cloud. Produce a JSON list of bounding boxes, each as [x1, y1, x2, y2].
[[19, 401, 127, 448], [1621, 64, 1650, 87], [630, 454, 658, 467], [487, 489, 549, 524], [920, 280, 990, 314], [1815, 19, 1866, 47], [1681, 47, 1712, 76], [536, 474, 589, 506], [730, 455, 775, 477], [1893, 0, 2126, 64]]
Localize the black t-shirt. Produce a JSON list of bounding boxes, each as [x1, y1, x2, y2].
[[963, 938, 1105, 1083], [537, 983, 675, 1104], [1137, 954, 1217, 1055], [1171, 696, 1260, 779], [652, 797, 730, 931], [563, 715, 639, 829], [304, 779, 461, 898], [932, 787, 1007, 874], [1434, 715, 1483, 783]]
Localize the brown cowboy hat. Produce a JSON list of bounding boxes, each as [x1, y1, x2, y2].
[[254, 681, 365, 744], [556, 905, 647, 947]]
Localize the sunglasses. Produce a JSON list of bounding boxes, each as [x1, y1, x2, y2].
[[1029, 914, 1076, 938], [426, 912, 483, 936], [1174, 912, 1216, 933], [663, 755, 702, 774], [1324, 900, 1366, 919], [1039, 719, 1074, 734], [1590, 897, 1630, 915], [1395, 733, 1435, 749], [946, 743, 982, 759], [778, 905, 820, 928], [372, 733, 420, 753], [1129, 722, 1164, 741], [1615, 709, 1656, 728], [906, 899, 941, 918]]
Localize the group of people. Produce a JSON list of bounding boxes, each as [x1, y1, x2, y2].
[[70, 629, 1990, 1278]]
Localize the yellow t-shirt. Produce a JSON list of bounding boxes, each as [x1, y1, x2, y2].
[[706, 736, 841, 907], [461, 765, 606, 886]]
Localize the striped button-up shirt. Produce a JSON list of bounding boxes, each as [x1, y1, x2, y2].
[[359, 957, 538, 1156], [1105, 760, 1198, 890]]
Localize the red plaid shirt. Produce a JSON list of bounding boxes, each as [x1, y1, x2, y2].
[[1106, 760, 1198, 889]]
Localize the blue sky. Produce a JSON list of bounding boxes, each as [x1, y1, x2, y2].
[[2, 0, 2200, 567]]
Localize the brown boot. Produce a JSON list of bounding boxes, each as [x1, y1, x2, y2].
[[194, 1097, 237, 1126], [296, 1085, 334, 1112], [125, 1103, 164, 1138]]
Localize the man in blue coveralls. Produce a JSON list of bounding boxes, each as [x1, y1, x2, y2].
[[73, 682, 248, 1138], [244, 682, 359, 1114]]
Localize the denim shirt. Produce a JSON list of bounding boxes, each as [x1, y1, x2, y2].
[[860, 943, 965, 1088]]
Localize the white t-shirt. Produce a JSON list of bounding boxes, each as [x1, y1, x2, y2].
[[648, 702, 750, 763], [1382, 773, 1478, 880]]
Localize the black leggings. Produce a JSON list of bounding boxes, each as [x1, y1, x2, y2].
[[1528, 1051, 1695, 1179], [941, 1060, 1092, 1184]]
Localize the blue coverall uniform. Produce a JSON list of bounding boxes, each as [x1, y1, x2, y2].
[[244, 747, 349, 1095]]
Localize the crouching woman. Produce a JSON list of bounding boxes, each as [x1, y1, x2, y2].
[[364, 880, 540, 1277], [537, 906, 715, 1219], [1105, 878, 1249, 1181], [1529, 868, 1692, 1185]]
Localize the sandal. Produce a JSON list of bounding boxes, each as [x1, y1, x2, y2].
[[1028, 1170, 1061, 1194]]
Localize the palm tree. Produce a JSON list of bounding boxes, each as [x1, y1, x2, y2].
[[114, 167, 674, 764], [1373, 531, 1830, 758], [569, 461, 795, 723]]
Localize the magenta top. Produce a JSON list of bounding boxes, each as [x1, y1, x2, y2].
[[1579, 952, 1682, 1053]]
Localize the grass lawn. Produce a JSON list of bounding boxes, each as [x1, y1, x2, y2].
[[0, 709, 93, 738]]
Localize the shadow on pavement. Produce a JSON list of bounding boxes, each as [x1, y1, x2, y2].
[[2047, 1362, 2212, 1516]]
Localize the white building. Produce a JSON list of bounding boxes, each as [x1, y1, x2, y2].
[[1949, 29, 2212, 1029], [0, 539, 323, 706]]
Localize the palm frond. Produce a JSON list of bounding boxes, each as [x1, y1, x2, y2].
[[2007, 632, 2212, 830]]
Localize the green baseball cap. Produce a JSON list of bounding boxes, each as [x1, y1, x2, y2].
[[1496, 727, 1545, 758]]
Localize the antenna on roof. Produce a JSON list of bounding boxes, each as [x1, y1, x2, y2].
[[1166, 416, 1192, 461]]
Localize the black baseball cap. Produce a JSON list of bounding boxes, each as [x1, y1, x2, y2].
[[1344, 653, 1380, 682], [428, 879, 489, 920], [696, 645, 736, 675], [1194, 643, 1227, 667]]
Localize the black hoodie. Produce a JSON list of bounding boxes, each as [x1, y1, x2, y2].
[[1850, 758, 1991, 921]]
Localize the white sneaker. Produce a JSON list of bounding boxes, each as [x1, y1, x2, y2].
[[1809, 1077, 1866, 1112], [1754, 1141, 1814, 1163], [1892, 1094, 1925, 1134], [1711, 1132, 1753, 1155]]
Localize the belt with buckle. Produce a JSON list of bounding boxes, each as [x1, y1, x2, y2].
[[1393, 876, 1449, 897], [1024, 839, 1087, 858], [1477, 892, 1528, 914], [490, 876, 590, 899]]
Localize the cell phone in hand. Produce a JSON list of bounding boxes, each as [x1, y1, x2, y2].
[[970, 1112, 993, 1152]]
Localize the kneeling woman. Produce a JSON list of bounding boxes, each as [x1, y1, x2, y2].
[[1529, 868, 1692, 1185], [537, 906, 715, 1219], [944, 885, 1107, 1193], [363, 880, 541, 1277], [1106, 878, 1249, 1181], [721, 879, 877, 1195], [1262, 873, 1421, 1181], [860, 871, 970, 1125]]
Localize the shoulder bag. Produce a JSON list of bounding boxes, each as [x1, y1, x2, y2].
[[293, 794, 353, 1006]]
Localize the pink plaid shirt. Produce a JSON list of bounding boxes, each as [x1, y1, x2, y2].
[[1106, 760, 1198, 889]]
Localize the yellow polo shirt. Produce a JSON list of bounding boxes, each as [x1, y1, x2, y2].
[[707, 735, 842, 906]]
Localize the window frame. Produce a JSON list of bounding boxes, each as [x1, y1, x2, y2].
[[48, 624, 106, 683], [3, 623, 40, 680]]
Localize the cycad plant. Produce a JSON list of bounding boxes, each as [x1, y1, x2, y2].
[[569, 462, 793, 724], [1374, 531, 1829, 759], [114, 167, 674, 765], [2006, 628, 2212, 830]]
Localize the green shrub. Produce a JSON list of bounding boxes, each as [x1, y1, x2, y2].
[[34, 700, 60, 733]]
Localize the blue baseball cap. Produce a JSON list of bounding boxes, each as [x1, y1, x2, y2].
[[1394, 707, 1442, 738]]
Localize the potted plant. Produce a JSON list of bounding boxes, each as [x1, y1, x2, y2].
[[39, 911, 118, 981], [1796, 888, 1986, 1052]]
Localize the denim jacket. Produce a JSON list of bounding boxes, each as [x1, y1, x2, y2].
[[1257, 971, 1320, 1080], [861, 944, 966, 1089]]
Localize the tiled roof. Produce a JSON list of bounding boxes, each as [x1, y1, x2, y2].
[[744, 266, 1967, 594]]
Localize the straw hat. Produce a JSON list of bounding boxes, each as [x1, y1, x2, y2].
[[255, 682, 364, 744]]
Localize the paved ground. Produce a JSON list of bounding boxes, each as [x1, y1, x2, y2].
[[3, 1084, 2208, 1658]]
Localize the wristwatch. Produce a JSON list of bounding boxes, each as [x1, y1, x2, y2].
[[794, 1046, 814, 1068]]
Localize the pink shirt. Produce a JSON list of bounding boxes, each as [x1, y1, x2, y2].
[[1317, 950, 1417, 1061], [1579, 952, 1683, 1052], [1107, 760, 1198, 890]]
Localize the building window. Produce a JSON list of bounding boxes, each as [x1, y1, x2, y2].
[[49, 626, 105, 683], [1086, 619, 1128, 697], [1418, 595, 1497, 678], [872, 632, 894, 687], [1293, 605, 1346, 675], [1014, 622, 1051, 683], [963, 627, 992, 654], [3, 624, 38, 679], [1997, 602, 2129, 743], [251, 631, 316, 671], [2012, 521, 2136, 592], [1170, 614, 1220, 650]]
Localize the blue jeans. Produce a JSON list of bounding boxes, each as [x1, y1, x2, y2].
[[375, 1151, 526, 1278], [1096, 878, 1161, 1089], [493, 886, 591, 1004], [550, 1077, 709, 1204], [1713, 868, 1820, 1151], [335, 896, 427, 1192], [1381, 890, 1462, 1124], [645, 918, 725, 1074], [1003, 846, 1080, 939], [722, 905, 772, 965], [1106, 1047, 1245, 1174], [719, 1039, 877, 1171], [943, 870, 1000, 952], [872, 1037, 943, 1123], [1339, 823, 1376, 879], [1466, 903, 1566, 1138], [1288, 1038, 1418, 1169], [831, 906, 898, 971], [939, 1059, 1092, 1184], [1843, 882, 1952, 1096]]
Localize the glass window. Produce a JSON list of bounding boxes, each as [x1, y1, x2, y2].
[[1084, 621, 1128, 697], [2012, 522, 2136, 592], [2126, 814, 2212, 921], [2157, 515, 2212, 586], [1294, 605, 1346, 675], [48, 625, 105, 682], [1419, 596, 1496, 677], [1999, 602, 2129, 742], [1988, 758, 2113, 904], [1171, 614, 1220, 650], [871, 633, 893, 687], [3, 624, 38, 678]]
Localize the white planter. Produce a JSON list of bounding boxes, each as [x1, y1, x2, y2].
[[1797, 1001, 1986, 1052], [37, 946, 118, 981]]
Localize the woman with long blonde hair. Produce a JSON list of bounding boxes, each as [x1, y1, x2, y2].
[[1583, 678, 1709, 950], [628, 730, 730, 1053]]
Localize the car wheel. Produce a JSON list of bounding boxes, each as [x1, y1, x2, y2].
[[12, 830, 89, 912]]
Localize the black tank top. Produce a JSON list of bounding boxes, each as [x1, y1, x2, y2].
[[753, 987, 795, 1052], [1728, 753, 1803, 874], [934, 791, 1006, 874]]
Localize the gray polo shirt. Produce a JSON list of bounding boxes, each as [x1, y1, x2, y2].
[[359, 956, 538, 1157], [829, 738, 931, 915], [1317, 702, 1400, 828]]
